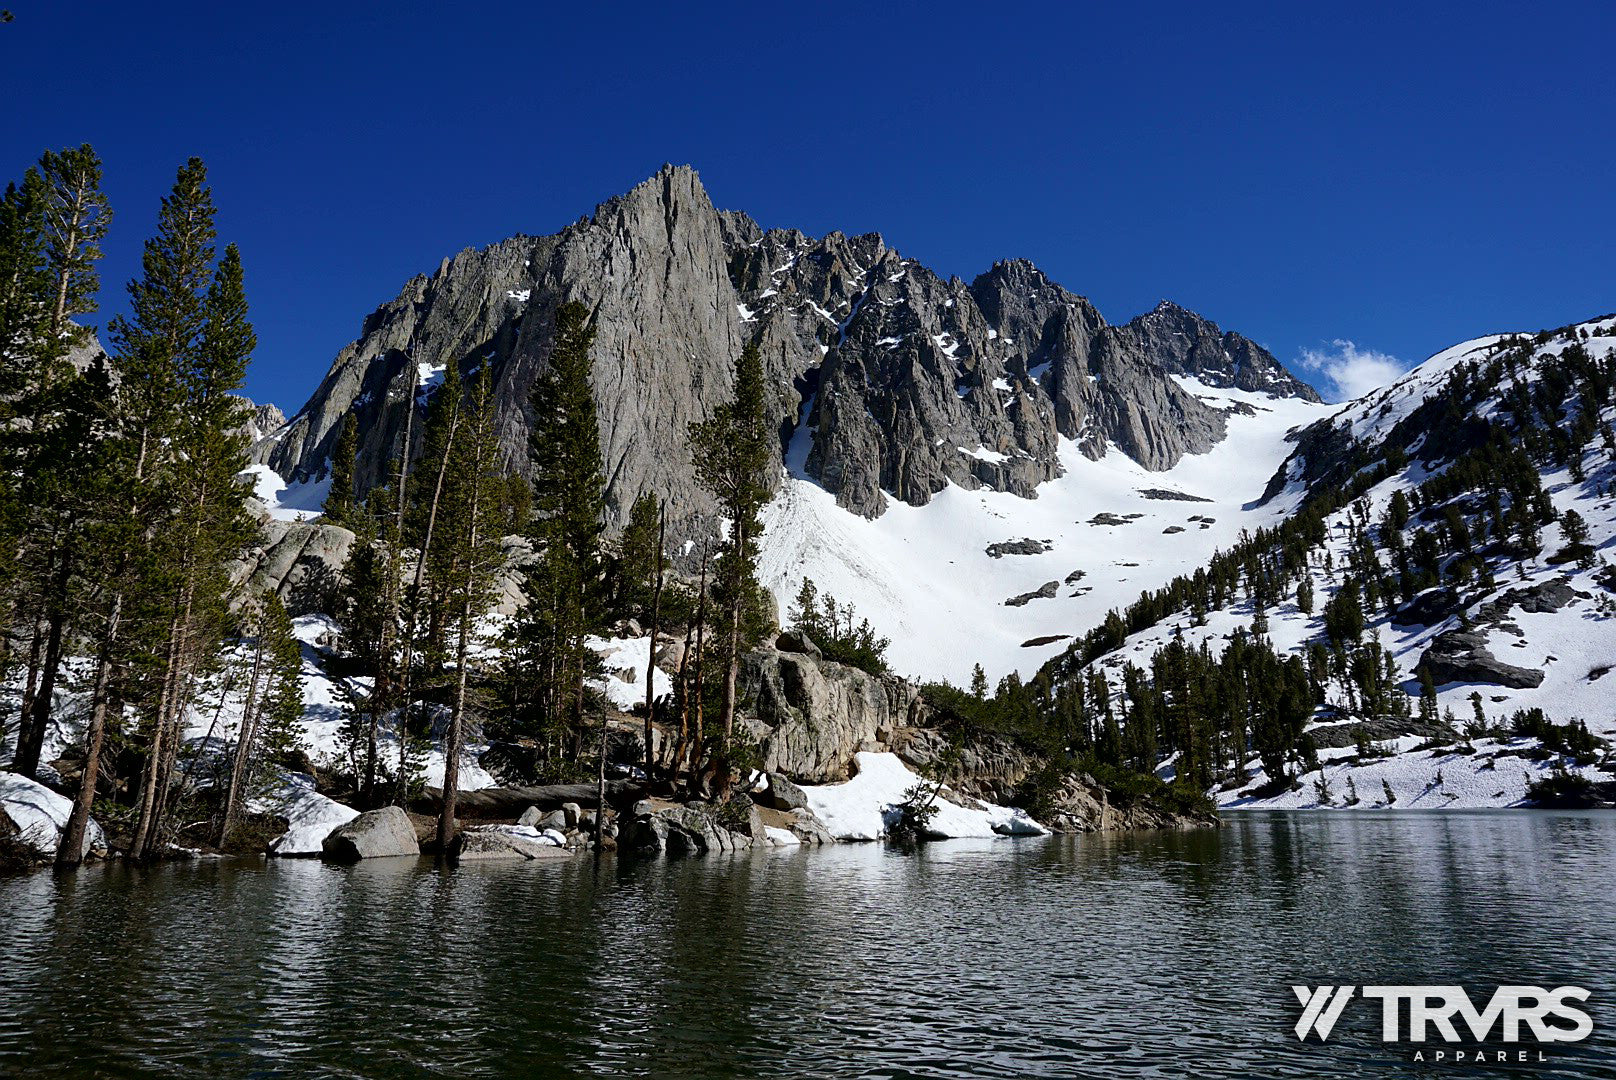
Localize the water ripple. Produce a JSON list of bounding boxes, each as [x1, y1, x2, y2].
[[1, 811, 1614, 1077]]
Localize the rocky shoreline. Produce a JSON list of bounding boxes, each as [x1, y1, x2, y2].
[[2, 634, 1216, 871]]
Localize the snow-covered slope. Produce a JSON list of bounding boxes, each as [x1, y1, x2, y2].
[[760, 380, 1332, 685], [1059, 315, 1616, 810]]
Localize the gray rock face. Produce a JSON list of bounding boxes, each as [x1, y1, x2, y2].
[[1419, 630, 1545, 689], [256, 166, 765, 553], [1306, 717, 1459, 750], [739, 648, 924, 783], [1121, 301, 1321, 402], [257, 166, 1318, 539], [888, 726, 1039, 805], [760, 772, 809, 811], [774, 629, 822, 659], [985, 538, 1049, 558], [321, 806, 421, 861], [785, 808, 837, 846], [1479, 578, 1580, 619], [1042, 772, 1215, 832], [231, 516, 355, 617], [1392, 588, 1461, 627]]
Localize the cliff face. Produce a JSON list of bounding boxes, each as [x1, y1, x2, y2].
[[257, 165, 1317, 539]]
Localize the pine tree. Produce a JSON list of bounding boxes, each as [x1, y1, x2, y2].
[[0, 171, 56, 398], [436, 366, 505, 851], [64, 161, 219, 865], [617, 492, 663, 620], [324, 413, 359, 527], [0, 167, 71, 776], [689, 341, 772, 796], [218, 592, 304, 848], [511, 301, 609, 763], [132, 215, 256, 858], [59, 158, 255, 864], [36, 143, 111, 339], [970, 663, 988, 699], [634, 497, 666, 782]]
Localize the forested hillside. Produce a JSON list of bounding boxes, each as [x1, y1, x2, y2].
[[970, 318, 1616, 809]]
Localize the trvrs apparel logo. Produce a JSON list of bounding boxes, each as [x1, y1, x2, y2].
[[1293, 985, 1593, 1065]]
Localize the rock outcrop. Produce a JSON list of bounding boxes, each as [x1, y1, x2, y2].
[[739, 648, 925, 783], [886, 727, 1040, 805], [320, 806, 421, 861], [231, 516, 355, 617], [255, 166, 1319, 541], [628, 802, 759, 854], [0, 772, 106, 862], [1041, 773, 1216, 832], [1419, 629, 1546, 689]]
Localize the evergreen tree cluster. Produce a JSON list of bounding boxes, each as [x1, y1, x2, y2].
[[787, 577, 891, 676], [1, 146, 302, 865]]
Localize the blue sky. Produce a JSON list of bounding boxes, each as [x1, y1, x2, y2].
[[4, 2, 1613, 408]]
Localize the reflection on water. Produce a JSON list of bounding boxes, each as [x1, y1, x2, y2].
[[2, 811, 1614, 1078]]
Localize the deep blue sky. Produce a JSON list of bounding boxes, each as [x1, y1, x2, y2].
[[4, 2, 1613, 407]]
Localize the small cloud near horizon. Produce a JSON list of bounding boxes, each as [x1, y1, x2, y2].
[[1298, 340, 1407, 402]]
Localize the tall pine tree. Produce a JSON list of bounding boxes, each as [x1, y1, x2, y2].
[[511, 301, 609, 763], [689, 341, 772, 796]]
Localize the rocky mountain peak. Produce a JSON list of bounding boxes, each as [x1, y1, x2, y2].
[[255, 168, 1323, 538], [1124, 300, 1321, 402]]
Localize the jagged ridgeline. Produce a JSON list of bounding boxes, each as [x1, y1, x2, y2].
[[254, 165, 1318, 547]]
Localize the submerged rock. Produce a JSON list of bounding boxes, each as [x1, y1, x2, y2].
[[455, 826, 572, 861], [321, 806, 421, 862]]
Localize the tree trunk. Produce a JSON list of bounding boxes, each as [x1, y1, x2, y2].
[[437, 497, 480, 854], [218, 632, 266, 848], [131, 582, 195, 859], [437, 599, 470, 854], [57, 594, 121, 869], [49, 186, 88, 336], [13, 618, 44, 771], [642, 502, 664, 778], [684, 548, 708, 797], [712, 525, 746, 800], [594, 699, 608, 850], [371, 358, 421, 803], [14, 555, 72, 778], [396, 388, 459, 805]]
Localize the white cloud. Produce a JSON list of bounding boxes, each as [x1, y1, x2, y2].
[[1298, 339, 1406, 402]]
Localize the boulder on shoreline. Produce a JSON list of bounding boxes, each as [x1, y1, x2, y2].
[[0, 772, 105, 862], [321, 806, 421, 862]]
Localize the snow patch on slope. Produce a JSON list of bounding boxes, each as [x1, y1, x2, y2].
[[761, 384, 1330, 684], [802, 752, 1046, 840]]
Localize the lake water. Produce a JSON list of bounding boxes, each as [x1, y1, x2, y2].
[[2, 811, 1614, 1078]]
